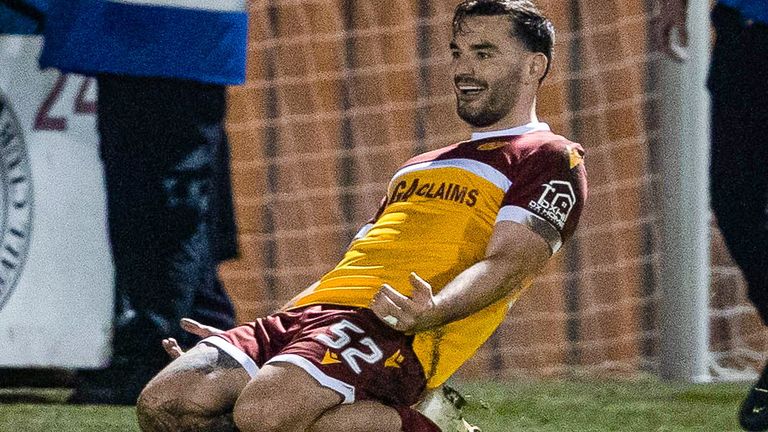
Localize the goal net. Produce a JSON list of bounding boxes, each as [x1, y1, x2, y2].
[[220, 0, 767, 381]]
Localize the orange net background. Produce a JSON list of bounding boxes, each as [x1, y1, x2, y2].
[[220, 0, 767, 379]]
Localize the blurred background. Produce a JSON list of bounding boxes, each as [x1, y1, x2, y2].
[[218, 0, 757, 381], [0, 0, 760, 397]]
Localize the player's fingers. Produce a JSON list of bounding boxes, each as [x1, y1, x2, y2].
[[379, 283, 414, 313], [370, 289, 404, 328], [409, 272, 433, 304], [371, 288, 402, 315], [180, 318, 223, 337], [162, 338, 184, 359]]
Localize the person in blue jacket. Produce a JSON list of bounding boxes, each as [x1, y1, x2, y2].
[[1, 0, 248, 404], [658, 0, 768, 430]]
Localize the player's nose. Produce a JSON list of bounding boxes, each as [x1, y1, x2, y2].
[[452, 56, 475, 77]]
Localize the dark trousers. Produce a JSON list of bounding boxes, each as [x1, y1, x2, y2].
[[97, 75, 237, 374], [709, 5, 768, 324]]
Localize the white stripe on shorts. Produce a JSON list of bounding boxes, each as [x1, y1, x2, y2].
[[200, 336, 259, 378], [266, 353, 356, 404]]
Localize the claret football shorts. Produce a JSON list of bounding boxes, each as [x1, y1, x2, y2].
[[200, 305, 426, 406]]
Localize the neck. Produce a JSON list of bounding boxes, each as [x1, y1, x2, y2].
[[471, 98, 539, 133]]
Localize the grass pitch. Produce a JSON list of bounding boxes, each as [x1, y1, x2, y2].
[[0, 380, 749, 431]]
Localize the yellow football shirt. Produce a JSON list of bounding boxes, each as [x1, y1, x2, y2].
[[292, 125, 587, 388]]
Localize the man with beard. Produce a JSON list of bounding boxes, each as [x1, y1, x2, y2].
[[136, 1, 588, 431]]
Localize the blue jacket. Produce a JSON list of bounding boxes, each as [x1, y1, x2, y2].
[[38, 0, 248, 85], [0, 0, 46, 34]]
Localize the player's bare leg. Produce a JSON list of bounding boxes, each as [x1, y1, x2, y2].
[[232, 362, 346, 432], [136, 342, 249, 432], [308, 401, 403, 432], [309, 399, 474, 432], [157, 323, 452, 432], [157, 336, 405, 431], [232, 362, 445, 432]]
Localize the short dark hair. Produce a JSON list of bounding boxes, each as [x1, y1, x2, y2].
[[452, 0, 555, 81]]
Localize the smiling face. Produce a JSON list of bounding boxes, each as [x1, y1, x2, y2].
[[450, 14, 540, 129]]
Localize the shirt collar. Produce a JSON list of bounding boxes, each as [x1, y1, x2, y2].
[[470, 122, 550, 141]]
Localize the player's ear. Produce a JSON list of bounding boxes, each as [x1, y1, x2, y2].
[[526, 53, 548, 84]]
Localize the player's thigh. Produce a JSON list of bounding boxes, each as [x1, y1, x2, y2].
[[138, 342, 250, 420], [308, 401, 402, 432], [232, 362, 343, 432]]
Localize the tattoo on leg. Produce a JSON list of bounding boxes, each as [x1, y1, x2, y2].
[[137, 344, 248, 432], [138, 397, 237, 432]]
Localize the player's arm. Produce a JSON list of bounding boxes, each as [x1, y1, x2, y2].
[[370, 220, 550, 333], [371, 141, 587, 333]]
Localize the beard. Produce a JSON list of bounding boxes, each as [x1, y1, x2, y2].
[[457, 96, 510, 128], [455, 71, 521, 128]]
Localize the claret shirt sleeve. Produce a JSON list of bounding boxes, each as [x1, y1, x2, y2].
[[496, 141, 587, 254]]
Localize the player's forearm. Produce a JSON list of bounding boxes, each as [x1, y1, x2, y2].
[[429, 250, 547, 326]]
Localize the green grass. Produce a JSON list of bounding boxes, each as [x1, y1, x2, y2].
[[0, 389, 138, 432], [0, 380, 750, 431], [459, 380, 748, 431]]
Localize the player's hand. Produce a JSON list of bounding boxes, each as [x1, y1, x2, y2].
[[655, 0, 689, 61], [370, 272, 442, 334], [161, 318, 225, 359], [161, 338, 185, 359], [179, 318, 225, 338]]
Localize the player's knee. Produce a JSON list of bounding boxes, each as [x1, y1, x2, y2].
[[136, 384, 176, 431], [138, 343, 246, 431], [136, 376, 189, 429], [136, 377, 205, 431]]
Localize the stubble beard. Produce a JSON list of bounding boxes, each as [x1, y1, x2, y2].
[[456, 73, 521, 129], [457, 92, 518, 128], [457, 96, 507, 128]]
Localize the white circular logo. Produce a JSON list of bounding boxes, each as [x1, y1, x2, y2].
[[0, 92, 34, 312]]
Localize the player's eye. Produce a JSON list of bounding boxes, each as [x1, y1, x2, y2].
[[476, 51, 492, 60], [451, 50, 460, 59]]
